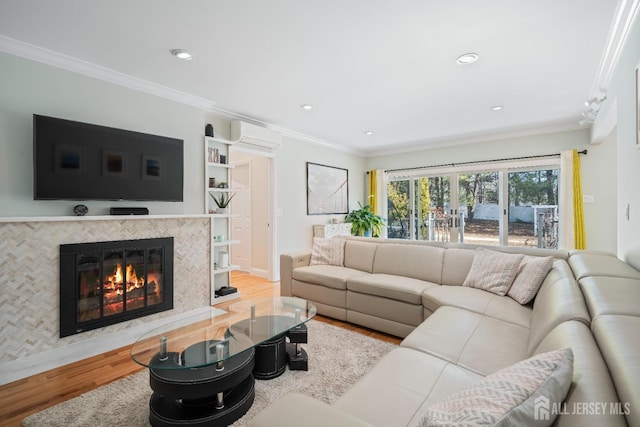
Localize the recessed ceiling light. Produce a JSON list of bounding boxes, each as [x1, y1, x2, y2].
[[171, 49, 193, 60], [456, 53, 479, 65], [300, 104, 313, 110], [364, 131, 374, 135], [491, 105, 504, 111]]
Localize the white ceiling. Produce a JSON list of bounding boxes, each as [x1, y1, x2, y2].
[[0, 1, 623, 155]]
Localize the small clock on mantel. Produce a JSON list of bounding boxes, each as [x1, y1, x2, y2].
[[73, 204, 88, 216]]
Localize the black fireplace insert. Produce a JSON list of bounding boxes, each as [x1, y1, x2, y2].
[[59, 237, 174, 337]]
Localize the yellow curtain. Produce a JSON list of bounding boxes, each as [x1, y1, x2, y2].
[[368, 170, 378, 214], [573, 149, 586, 249]]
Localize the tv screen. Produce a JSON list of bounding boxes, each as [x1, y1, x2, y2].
[[33, 115, 184, 201]]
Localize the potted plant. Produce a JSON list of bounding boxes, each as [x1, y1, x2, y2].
[[209, 192, 236, 214], [345, 203, 385, 237]]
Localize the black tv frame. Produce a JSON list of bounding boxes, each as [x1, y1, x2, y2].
[[33, 115, 184, 202]]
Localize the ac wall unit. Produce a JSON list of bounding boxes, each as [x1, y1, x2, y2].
[[230, 120, 282, 151]]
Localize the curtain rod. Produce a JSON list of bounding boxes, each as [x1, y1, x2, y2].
[[379, 149, 588, 174]]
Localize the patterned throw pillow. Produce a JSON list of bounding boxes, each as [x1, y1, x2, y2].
[[421, 348, 574, 427], [462, 249, 524, 296], [309, 237, 345, 266], [508, 256, 554, 304]]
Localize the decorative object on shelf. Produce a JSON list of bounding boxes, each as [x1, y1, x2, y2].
[[208, 147, 221, 163], [217, 182, 228, 188], [220, 154, 227, 165], [210, 192, 236, 213], [215, 235, 223, 242], [345, 203, 385, 237], [217, 251, 229, 269], [205, 123, 214, 137], [209, 177, 216, 188], [306, 162, 349, 215], [73, 204, 88, 216]]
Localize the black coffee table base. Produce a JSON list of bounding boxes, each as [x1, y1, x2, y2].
[[146, 317, 311, 426], [148, 346, 255, 427], [231, 317, 309, 380]]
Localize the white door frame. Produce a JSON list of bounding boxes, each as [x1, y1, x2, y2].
[[230, 145, 278, 282]]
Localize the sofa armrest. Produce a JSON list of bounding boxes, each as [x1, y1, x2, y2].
[[247, 393, 373, 427], [280, 252, 311, 296]]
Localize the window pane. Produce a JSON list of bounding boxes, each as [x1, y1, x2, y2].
[[508, 169, 559, 248], [387, 180, 410, 239], [459, 172, 499, 246]]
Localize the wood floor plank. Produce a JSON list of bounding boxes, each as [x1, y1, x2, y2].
[[0, 272, 400, 426]]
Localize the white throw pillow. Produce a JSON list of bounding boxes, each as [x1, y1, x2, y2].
[[508, 256, 554, 304], [462, 249, 524, 296], [309, 237, 345, 266], [421, 348, 574, 427]]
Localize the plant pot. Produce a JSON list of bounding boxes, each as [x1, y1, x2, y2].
[[215, 208, 229, 214], [364, 230, 372, 238]]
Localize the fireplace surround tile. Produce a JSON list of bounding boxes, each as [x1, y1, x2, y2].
[[0, 217, 210, 363]]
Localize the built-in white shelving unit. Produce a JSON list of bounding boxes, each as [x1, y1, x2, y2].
[[205, 136, 241, 305]]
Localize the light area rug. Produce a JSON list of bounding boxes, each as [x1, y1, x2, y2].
[[23, 320, 397, 427]]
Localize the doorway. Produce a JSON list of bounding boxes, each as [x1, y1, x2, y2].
[[229, 147, 276, 280]]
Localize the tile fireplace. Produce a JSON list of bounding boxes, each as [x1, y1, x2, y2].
[[59, 237, 174, 337]]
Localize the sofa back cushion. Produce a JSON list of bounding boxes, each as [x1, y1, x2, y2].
[[568, 251, 640, 281], [373, 243, 444, 283], [591, 315, 640, 427], [441, 248, 475, 286], [344, 240, 378, 273], [532, 321, 627, 427], [527, 276, 591, 355]]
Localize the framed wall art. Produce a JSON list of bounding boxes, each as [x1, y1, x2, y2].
[[306, 162, 349, 215]]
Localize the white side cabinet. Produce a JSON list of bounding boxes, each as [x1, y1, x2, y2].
[[313, 223, 353, 238], [205, 136, 241, 304]]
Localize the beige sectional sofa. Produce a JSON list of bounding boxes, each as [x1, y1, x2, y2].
[[249, 237, 640, 426]]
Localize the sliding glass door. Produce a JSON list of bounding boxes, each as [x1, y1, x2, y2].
[[386, 163, 559, 248]]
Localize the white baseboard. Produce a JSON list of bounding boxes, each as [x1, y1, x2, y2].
[[0, 307, 224, 386], [250, 268, 269, 279]]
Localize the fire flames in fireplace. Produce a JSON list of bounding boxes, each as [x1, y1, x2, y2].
[[100, 263, 162, 315]]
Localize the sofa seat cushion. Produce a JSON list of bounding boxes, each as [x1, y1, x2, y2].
[[401, 306, 529, 376], [334, 347, 482, 427], [347, 274, 437, 305], [292, 265, 369, 290], [422, 285, 532, 328], [579, 276, 640, 319]]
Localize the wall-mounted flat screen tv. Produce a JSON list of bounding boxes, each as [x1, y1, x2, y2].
[[33, 115, 184, 201]]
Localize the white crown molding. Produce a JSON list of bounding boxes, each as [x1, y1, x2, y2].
[[365, 121, 586, 158], [0, 35, 218, 110], [0, 35, 361, 155], [591, 0, 640, 96]]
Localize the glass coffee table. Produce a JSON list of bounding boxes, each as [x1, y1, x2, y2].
[[131, 296, 316, 427]]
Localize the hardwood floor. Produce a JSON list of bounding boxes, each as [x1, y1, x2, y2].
[[0, 272, 400, 426]]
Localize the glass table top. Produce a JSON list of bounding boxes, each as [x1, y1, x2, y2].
[[130, 296, 316, 370]]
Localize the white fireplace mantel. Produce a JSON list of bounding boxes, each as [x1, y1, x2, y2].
[[0, 214, 211, 223]]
